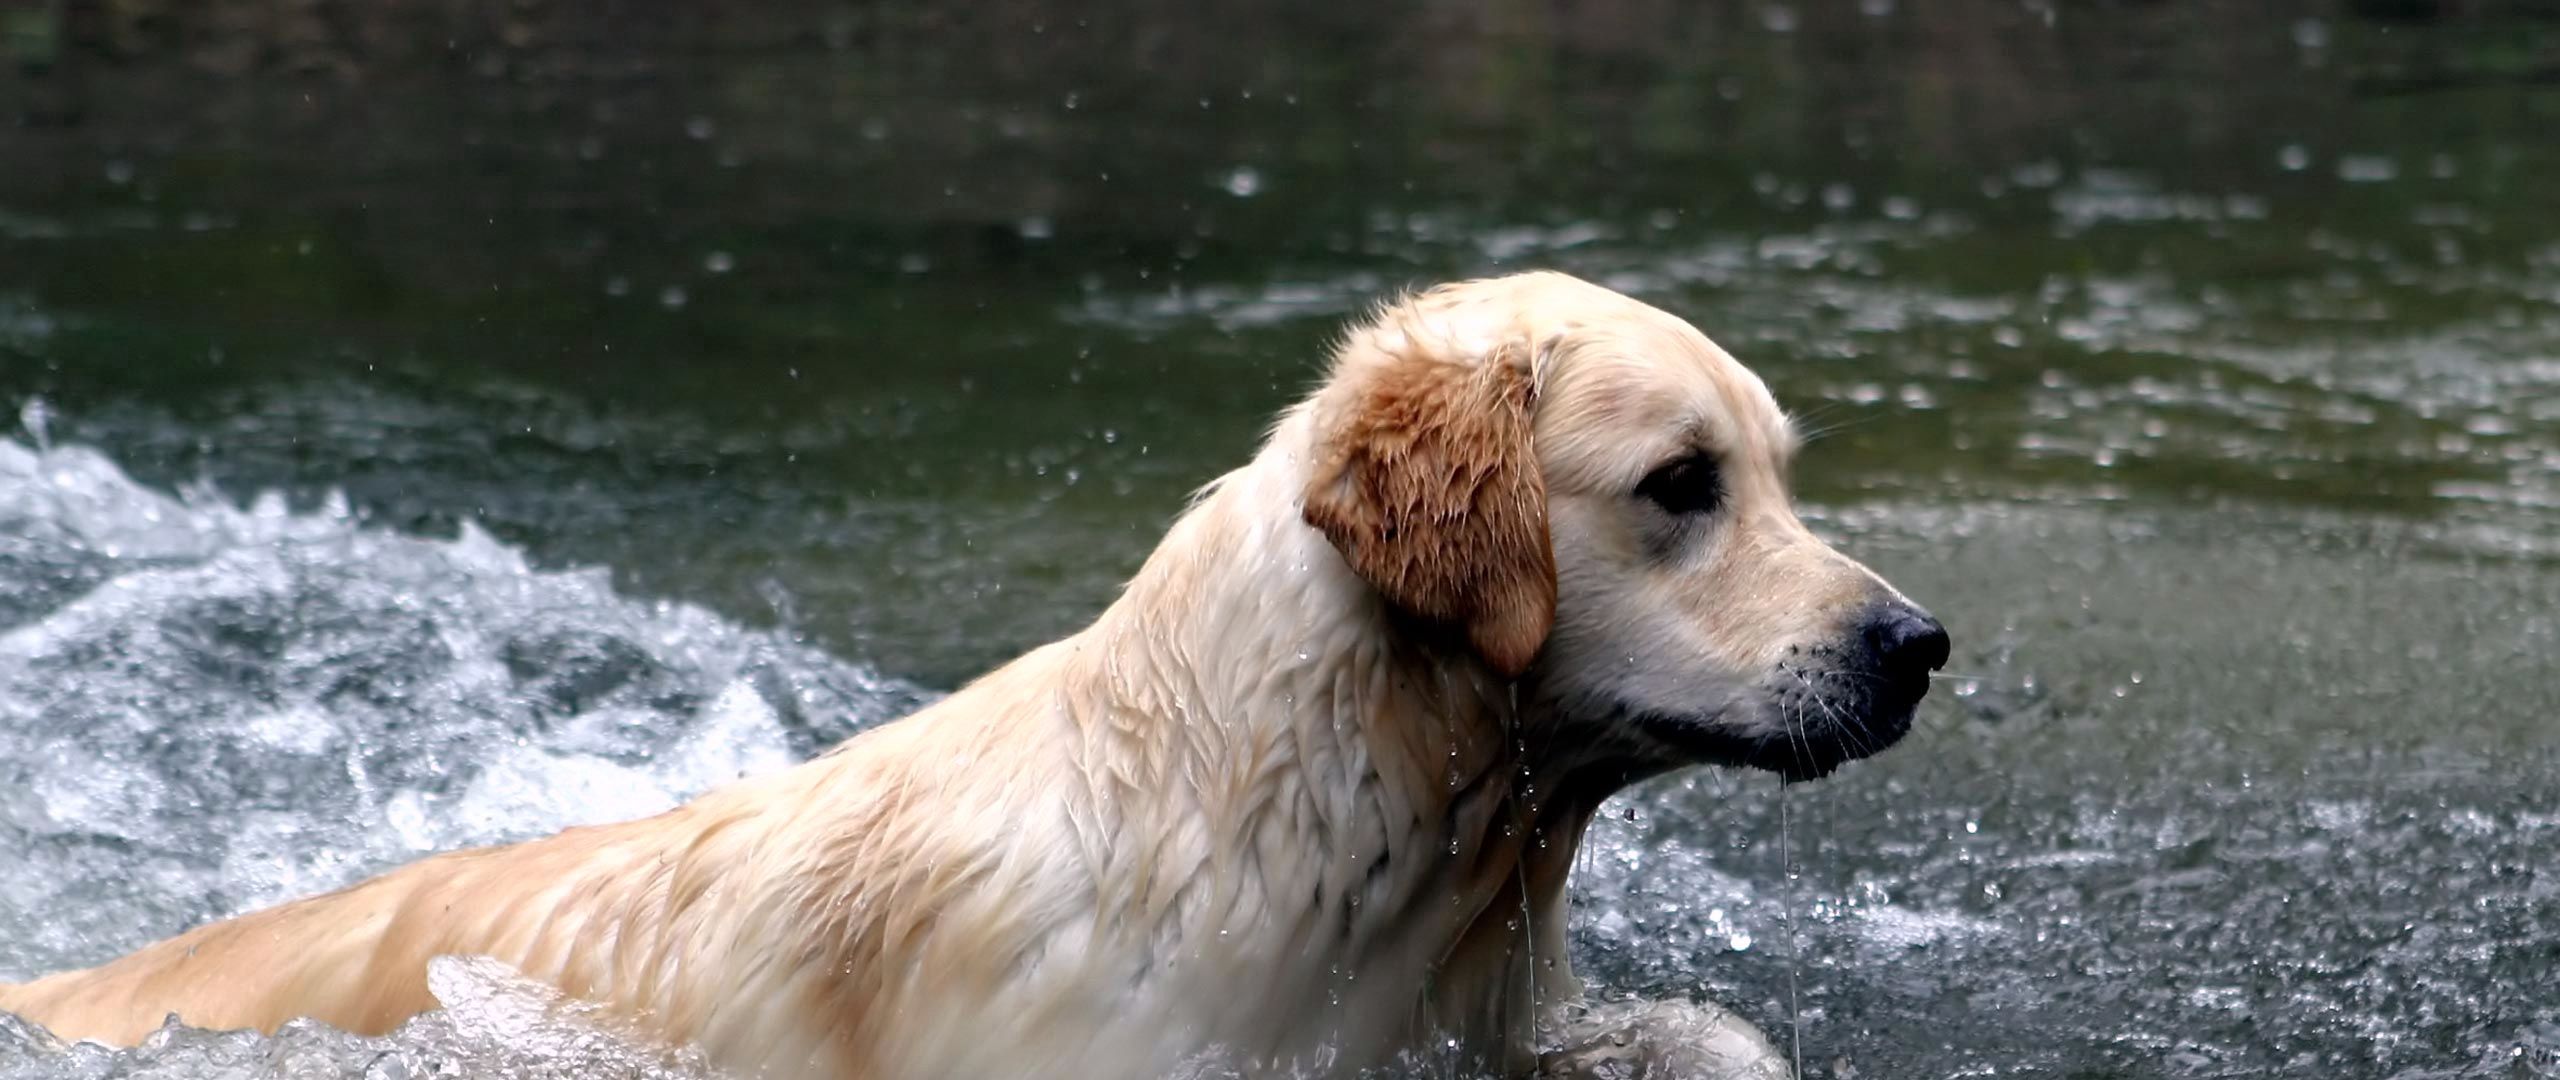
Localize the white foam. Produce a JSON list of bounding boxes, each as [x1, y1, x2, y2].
[[0, 435, 925, 992]]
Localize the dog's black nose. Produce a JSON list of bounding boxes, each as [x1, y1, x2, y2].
[[1864, 603, 1951, 685]]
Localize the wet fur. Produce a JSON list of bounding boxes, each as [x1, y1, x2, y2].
[[0, 272, 1889, 1080]]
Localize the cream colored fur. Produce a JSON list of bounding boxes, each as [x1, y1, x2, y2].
[[0, 271, 1926, 1080]]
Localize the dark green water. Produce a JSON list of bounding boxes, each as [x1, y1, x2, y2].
[[3, 2, 2558, 1076]]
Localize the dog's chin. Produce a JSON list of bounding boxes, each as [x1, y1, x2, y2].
[[1626, 697, 1921, 783]]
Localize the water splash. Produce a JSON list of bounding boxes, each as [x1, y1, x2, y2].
[[0, 956, 718, 1080], [0, 436, 928, 983]]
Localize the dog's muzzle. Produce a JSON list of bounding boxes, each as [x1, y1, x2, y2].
[[1768, 600, 1948, 780], [1632, 600, 1950, 782]]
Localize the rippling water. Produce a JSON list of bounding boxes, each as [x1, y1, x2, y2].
[[3, 1, 2559, 1077]]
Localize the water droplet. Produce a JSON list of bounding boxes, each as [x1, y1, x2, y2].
[[20, 398, 52, 451], [1761, 5, 1797, 32], [2337, 155, 2398, 183], [658, 285, 688, 310], [704, 251, 735, 274], [684, 116, 715, 140], [1223, 167, 1263, 198], [2279, 144, 2312, 172]]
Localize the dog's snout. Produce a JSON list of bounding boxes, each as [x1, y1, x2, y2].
[[1863, 603, 1950, 685]]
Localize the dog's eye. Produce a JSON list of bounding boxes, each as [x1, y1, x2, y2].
[[1635, 453, 1723, 516]]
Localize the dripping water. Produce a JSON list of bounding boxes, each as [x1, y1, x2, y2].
[[1780, 781, 1804, 1080]]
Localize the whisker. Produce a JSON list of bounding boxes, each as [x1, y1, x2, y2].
[[1813, 681, 1875, 761], [1787, 399, 1858, 426], [1791, 665, 1994, 687], [1781, 664, 1874, 762], [1785, 666, 1858, 756], [1786, 665, 1884, 686], [1794, 411, 1891, 445]]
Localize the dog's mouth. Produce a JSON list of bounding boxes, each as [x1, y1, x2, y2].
[[1627, 673, 1929, 783]]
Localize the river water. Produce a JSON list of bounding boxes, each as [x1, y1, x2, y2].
[[1, 2, 2557, 1077]]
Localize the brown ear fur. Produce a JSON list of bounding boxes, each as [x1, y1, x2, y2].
[[1302, 341, 1557, 678]]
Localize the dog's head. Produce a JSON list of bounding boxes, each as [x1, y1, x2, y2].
[[1302, 272, 1947, 781]]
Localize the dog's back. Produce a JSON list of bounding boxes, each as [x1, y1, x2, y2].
[[0, 726, 969, 1076], [0, 818, 681, 1046], [1, 862, 457, 1042]]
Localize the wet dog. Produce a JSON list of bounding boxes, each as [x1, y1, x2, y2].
[[2, 271, 1945, 1079]]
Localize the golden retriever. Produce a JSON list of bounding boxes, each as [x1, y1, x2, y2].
[[0, 271, 1947, 1079]]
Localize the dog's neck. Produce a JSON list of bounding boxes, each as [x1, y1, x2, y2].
[[1055, 418, 1608, 1063], [1079, 422, 1547, 852]]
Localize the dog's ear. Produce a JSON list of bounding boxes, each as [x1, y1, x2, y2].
[[1302, 340, 1556, 678]]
